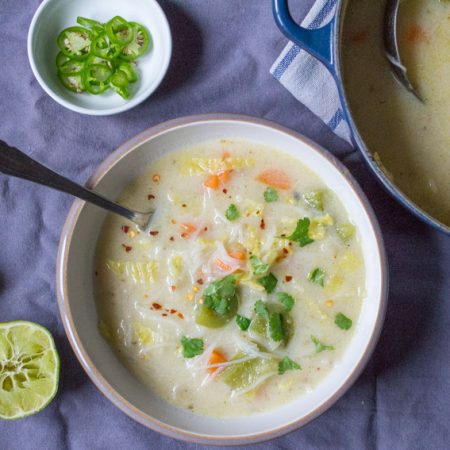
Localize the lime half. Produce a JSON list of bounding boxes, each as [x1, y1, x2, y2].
[[0, 321, 60, 420]]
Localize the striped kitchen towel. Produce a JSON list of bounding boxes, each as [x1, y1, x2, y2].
[[270, 0, 352, 144]]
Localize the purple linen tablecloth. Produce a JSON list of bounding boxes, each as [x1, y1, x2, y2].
[[1, 0, 449, 449]]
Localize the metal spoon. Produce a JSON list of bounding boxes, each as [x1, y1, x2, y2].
[[384, 0, 422, 101], [0, 140, 154, 230]]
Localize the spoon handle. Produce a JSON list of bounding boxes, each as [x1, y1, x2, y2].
[[0, 139, 142, 224]]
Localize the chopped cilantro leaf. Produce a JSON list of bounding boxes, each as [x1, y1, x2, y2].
[[308, 267, 325, 287], [254, 300, 269, 319], [181, 336, 204, 358], [264, 187, 278, 202], [286, 218, 314, 247], [249, 255, 269, 276], [278, 356, 301, 374], [257, 272, 278, 293], [225, 204, 239, 221], [335, 313, 352, 330], [269, 312, 284, 342], [236, 314, 251, 331], [276, 292, 295, 311], [203, 274, 238, 317], [311, 335, 334, 353]]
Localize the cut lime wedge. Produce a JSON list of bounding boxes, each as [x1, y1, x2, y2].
[[0, 321, 60, 420]]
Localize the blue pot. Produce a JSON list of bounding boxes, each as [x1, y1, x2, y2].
[[272, 0, 450, 235]]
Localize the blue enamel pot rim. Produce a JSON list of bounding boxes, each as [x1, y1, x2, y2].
[[272, 0, 450, 235]]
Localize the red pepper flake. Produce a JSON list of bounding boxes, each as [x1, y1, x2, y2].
[[182, 203, 187, 208], [196, 278, 204, 285], [170, 285, 176, 292], [285, 275, 293, 282], [283, 248, 289, 254], [152, 174, 160, 183], [222, 188, 228, 194], [170, 309, 176, 314], [121, 225, 130, 234], [171, 219, 177, 224], [260, 218, 266, 230], [149, 230, 159, 236], [151, 302, 162, 310], [181, 232, 189, 239], [204, 227, 208, 232], [162, 313, 168, 317], [177, 312, 184, 319], [122, 244, 132, 252], [147, 194, 155, 200], [169, 236, 175, 242]]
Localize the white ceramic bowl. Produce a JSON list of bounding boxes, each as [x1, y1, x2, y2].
[[56, 115, 388, 445], [27, 0, 172, 115]]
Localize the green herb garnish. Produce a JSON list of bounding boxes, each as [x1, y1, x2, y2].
[[308, 268, 325, 287], [203, 274, 239, 317], [311, 335, 334, 353], [257, 273, 278, 293], [278, 356, 301, 375], [286, 218, 314, 247], [236, 314, 251, 331], [181, 336, 204, 358], [264, 187, 279, 202], [276, 292, 295, 311], [249, 255, 269, 276], [225, 204, 240, 221], [254, 300, 270, 319], [335, 313, 352, 330]]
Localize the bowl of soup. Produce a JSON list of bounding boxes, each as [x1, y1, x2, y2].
[[273, 0, 450, 234], [56, 114, 387, 444]]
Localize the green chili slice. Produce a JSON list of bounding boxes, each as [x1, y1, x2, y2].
[[92, 33, 122, 60], [119, 22, 150, 60], [105, 16, 134, 45], [76, 16, 105, 37], [83, 63, 113, 94], [57, 26, 92, 60], [57, 72, 85, 93]]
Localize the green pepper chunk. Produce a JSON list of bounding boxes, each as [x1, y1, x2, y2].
[[221, 353, 278, 391], [119, 22, 150, 60], [106, 16, 134, 45], [110, 70, 129, 88], [76, 16, 105, 37], [92, 33, 122, 60], [57, 26, 93, 60], [83, 63, 113, 94], [56, 51, 71, 68], [117, 62, 138, 83]]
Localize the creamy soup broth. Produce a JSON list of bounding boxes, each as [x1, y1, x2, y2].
[[94, 140, 365, 417], [342, 0, 450, 226]]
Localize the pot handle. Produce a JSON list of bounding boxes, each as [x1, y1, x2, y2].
[[272, 0, 334, 70]]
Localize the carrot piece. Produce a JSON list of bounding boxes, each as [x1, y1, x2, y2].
[[406, 24, 429, 44], [208, 349, 227, 373], [218, 170, 232, 184], [203, 174, 220, 189], [214, 258, 232, 272], [180, 223, 197, 237], [257, 169, 292, 190], [228, 250, 246, 261]]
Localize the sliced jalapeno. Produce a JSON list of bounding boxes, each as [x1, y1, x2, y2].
[[112, 85, 130, 100], [57, 26, 92, 60], [56, 51, 71, 68], [105, 16, 134, 46], [76, 16, 104, 37], [83, 63, 113, 94], [92, 33, 122, 60], [110, 70, 129, 88], [119, 22, 150, 61], [117, 61, 137, 83], [59, 60, 85, 75], [57, 72, 85, 93]]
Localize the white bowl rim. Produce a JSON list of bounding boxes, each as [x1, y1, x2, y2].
[[27, 0, 172, 116], [56, 113, 389, 445]]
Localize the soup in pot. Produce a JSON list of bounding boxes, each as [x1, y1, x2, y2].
[[342, 0, 450, 226], [94, 139, 366, 417]]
